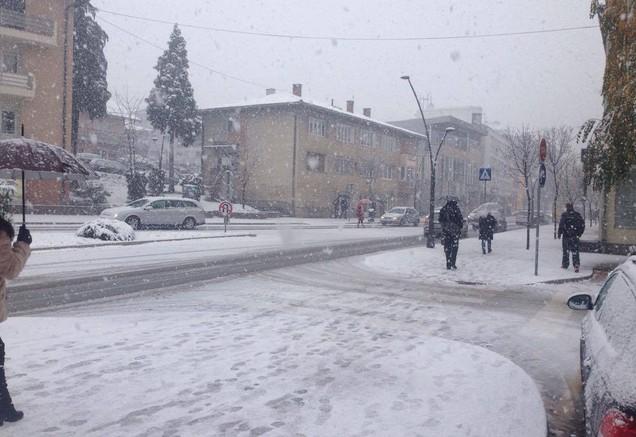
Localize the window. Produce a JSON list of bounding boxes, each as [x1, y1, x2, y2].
[[335, 124, 353, 143], [334, 157, 354, 175], [1, 111, 16, 134], [595, 274, 636, 351], [309, 117, 327, 137], [615, 168, 636, 229], [305, 152, 325, 172], [1, 51, 18, 73], [382, 164, 394, 179], [360, 129, 373, 147], [381, 135, 398, 152], [151, 200, 167, 209], [400, 166, 406, 181]]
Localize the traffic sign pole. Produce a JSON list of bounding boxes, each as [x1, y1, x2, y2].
[[535, 139, 547, 276]]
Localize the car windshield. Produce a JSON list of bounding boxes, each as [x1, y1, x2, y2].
[[127, 199, 149, 208], [4, 1, 631, 436]]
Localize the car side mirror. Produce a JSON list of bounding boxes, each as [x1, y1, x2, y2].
[[567, 294, 593, 311]]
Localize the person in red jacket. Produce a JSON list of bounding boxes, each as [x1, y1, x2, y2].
[[0, 217, 32, 426], [356, 202, 365, 228]]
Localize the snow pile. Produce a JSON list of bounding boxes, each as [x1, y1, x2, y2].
[[76, 218, 135, 241]]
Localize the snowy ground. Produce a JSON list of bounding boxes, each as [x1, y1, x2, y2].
[[363, 226, 625, 286], [2, 271, 548, 437]]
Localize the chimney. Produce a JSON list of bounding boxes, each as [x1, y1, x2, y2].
[[292, 83, 302, 97], [346, 100, 354, 113], [266, 88, 276, 96], [363, 108, 371, 117]]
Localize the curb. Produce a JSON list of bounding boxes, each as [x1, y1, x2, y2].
[[531, 273, 594, 285], [31, 233, 257, 252]]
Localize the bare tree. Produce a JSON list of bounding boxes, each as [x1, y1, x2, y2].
[[500, 126, 539, 250], [114, 90, 144, 173], [562, 160, 585, 207], [544, 126, 574, 239]]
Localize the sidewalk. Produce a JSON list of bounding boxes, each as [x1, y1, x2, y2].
[[360, 226, 626, 286]]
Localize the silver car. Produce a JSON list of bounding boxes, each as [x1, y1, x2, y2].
[[100, 197, 206, 230], [380, 207, 421, 226]]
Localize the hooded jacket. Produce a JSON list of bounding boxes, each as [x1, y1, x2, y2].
[[0, 236, 30, 323]]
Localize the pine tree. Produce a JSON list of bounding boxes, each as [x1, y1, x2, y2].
[[71, 0, 111, 151], [146, 24, 201, 193]]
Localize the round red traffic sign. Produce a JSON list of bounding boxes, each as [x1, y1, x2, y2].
[[539, 138, 547, 162], [219, 201, 233, 216]]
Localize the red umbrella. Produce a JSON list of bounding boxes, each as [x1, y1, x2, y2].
[[0, 138, 90, 225]]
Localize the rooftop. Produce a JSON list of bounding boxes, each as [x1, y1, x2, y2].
[[201, 93, 427, 140]]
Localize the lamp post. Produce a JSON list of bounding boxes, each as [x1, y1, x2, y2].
[[400, 75, 454, 248]]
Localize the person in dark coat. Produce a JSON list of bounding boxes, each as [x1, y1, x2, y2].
[[439, 198, 464, 270], [478, 213, 497, 254], [558, 203, 585, 272]]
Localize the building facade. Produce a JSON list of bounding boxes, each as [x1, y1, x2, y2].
[[1, 0, 74, 207], [200, 86, 425, 217]]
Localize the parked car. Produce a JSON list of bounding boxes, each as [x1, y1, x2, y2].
[[423, 208, 469, 238], [514, 210, 551, 226], [467, 202, 507, 232], [567, 255, 636, 437], [100, 197, 206, 230], [380, 207, 420, 226], [88, 158, 128, 175]]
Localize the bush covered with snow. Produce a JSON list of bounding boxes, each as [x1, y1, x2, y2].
[[76, 219, 135, 241]]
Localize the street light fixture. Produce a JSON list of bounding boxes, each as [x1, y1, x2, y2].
[[401, 75, 454, 248]]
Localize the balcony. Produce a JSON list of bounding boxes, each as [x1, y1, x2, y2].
[[0, 72, 35, 99], [0, 7, 57, 47]]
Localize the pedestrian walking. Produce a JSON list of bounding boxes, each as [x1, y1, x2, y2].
[[439, 198, 463, 270], [478, 212, 497, 254], [0, 217, 31, 426], [558, 203, 585, 272], [356, 202, 365, 228]]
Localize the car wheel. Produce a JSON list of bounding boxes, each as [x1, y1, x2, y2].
[[125, 216, 141, 230], [413, 220, 418, 227], [399, 219, 405, 226], [381, 222, 386, 226], [182, 217, 196, 230]]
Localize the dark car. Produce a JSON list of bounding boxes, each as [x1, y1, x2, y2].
[[467, 202, 508, 233], [423, 208, 469, 238], [567, 255, 636, 436], [514, 210, 551, 226]]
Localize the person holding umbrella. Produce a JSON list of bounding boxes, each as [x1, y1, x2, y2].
[[0, 137, 88, 426], [0, 216, 31, 425]]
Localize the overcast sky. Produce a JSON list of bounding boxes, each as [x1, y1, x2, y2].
[[93, 0, 606, 130]]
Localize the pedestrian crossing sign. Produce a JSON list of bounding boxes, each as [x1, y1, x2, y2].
[[479, 167, 492, 181]]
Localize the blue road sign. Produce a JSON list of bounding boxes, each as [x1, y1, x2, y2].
[[479, 167, 492, 181]]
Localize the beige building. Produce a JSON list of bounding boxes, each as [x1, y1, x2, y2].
[[200, 85, 425, 217], [1, 0, 74, 207]]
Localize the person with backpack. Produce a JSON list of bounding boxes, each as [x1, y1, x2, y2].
[[439, 198, 464, 270], [478, 212, 497, 254], [0, 217, 32, 425], [558, 203, 585, 272]]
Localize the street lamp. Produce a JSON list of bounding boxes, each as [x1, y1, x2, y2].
[[401, 75, 454, 248]]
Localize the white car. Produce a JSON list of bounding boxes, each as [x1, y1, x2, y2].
[[100, 197, 206, 230]]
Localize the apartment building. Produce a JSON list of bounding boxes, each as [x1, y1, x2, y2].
[[391, 107, 518, 213], [200, 85, 425, 217], [0, 0, 74, 207]]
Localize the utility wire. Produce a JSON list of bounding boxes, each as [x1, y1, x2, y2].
[[98, 16, 270, 89], [97, 8, 598, 42]]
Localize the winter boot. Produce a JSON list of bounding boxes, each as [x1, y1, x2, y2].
[[0, 368, 23, 425]]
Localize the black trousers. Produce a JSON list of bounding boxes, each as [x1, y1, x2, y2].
[[0, 337, 4, 367], [443, 234, 459, 268], [481, 238, 492, 253], [562, 237, 580, 268]]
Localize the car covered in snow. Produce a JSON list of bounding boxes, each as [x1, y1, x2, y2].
[[100, 197, 206, 230], [380, 207, 420, 226], [567, 255, 636, 436]]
